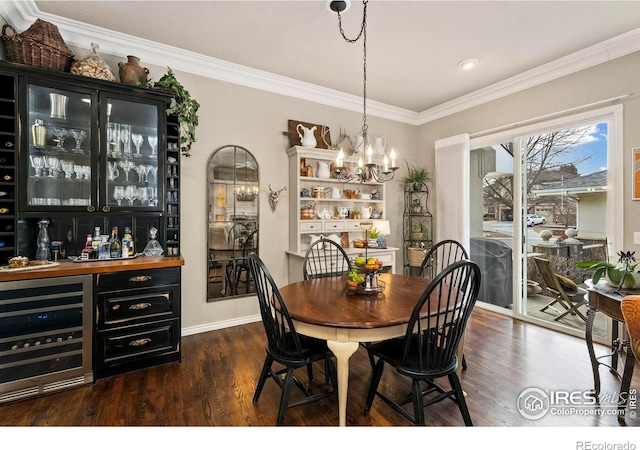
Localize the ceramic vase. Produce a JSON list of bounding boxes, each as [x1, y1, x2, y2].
[[119, 55, 149, 86]]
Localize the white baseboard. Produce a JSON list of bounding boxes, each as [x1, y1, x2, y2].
[[181, 314, 261, 337]]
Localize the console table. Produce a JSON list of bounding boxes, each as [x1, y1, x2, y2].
[[585, 281, 638, 421]]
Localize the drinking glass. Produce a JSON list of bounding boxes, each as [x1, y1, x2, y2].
[[30, 155, 45, 177], [147, 165, 158, 184], [131, 133, 143, 158], [147, 135, 158, 156], [45, 156, 60, 177], [118, 160, 135, 182], [74, 165, 84, 180], [113, 186, 124, 206], [124, 185, 138, 206], [82, 165, 91, 181], [70, 129, 87, 154], [60, 160, 74, 178], [135, 164, 150, 183], [52, 127, 68, 151], [107, 123, 120, 157], [138, 186, 149, 206], [119, 124, 131, 157]]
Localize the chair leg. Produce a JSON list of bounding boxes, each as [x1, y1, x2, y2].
[[306, 362, 314, 382], [448, 372, 473, 426], [411, 379, 426, 426], [277, 367, 296, 426], [364, 359, 385, 412], [462, 354, 467, 371], [253, 354, 273, 403]]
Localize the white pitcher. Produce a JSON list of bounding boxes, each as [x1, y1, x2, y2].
[[316, 161, 330, 179], [372, 135, 386, 156], [329, 187, 342, 199], [361, 206, 372, 219], [297, 124, 317, 148]]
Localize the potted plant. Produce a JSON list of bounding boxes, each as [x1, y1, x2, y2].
[[411, 219, 426, 241], [575, 250, 639, 292], [410, 199, 421, 213], [401, 160, 431, 191], [368, 228, 379, 248], [153, 67, 200, 157]]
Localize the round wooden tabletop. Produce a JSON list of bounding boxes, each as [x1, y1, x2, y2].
[[279, 273, 431, 329]]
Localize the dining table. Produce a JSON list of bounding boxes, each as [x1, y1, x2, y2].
[[278, 272, 466, 426]]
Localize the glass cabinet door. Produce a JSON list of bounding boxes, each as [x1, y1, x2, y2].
[[102, 95, 162, 211], [24, 83, 97, 210]]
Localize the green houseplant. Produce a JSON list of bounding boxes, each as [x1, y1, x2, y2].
[[153, 67, 200, 157], [575, 250, 638, 292], [401, 160, 431, 191]]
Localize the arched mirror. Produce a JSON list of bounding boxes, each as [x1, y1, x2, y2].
[[207, 145, 259, 301]]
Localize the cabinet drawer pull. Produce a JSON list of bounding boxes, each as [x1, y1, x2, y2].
[[129, 275, 152, 282], [129, 302, 152, 310], [129, 338, 151, 347]]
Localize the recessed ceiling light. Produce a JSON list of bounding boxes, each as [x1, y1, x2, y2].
[[458, 58, 479, 70]]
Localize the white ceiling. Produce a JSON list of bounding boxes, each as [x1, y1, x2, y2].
[[8, 1, 640, 116]]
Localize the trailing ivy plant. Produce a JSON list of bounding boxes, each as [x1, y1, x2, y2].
[[154, 67, 200, 157]]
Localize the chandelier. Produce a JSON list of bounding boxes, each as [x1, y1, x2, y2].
[[329, 0, 399, 183]]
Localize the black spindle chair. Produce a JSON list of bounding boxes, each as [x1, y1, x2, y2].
[[364, 259, 481, 426], [249, 253, 337, 425], [303, 237, 352, 280]]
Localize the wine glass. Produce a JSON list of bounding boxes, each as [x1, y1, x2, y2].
[[118, 160, 135, 182], [81, 165, 91, 181], [135, 164, 150, 183], [74, 165, 84, 181], [147, 165, 158, 184], [138, 186, 149, 206], [45, 156, 60, 177], [124, 185, 138, 206], [113, 185, 124, 206], [30, 155, 44, 177], [131, 133, 143, 158], [147, 135, 158, 156], [147, 186, 157, 206], [60, 160, 74, 178], [119, 124, 131, 157], [107, 123, 120, 157], [52, 127, 68, 152], [70, 129, 87, 154]]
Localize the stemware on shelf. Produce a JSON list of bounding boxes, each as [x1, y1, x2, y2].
[[147, 135, 158, 156], [74, 165, 84, 181], [30, 155, 44, 177], [81, 165, 91, 181], [107, 161, 120, 181], [113, 185, 124, 206], [124, 185, 138, 206], [132, 133, 143, 158], [107, 122, 121, 157], [45, 156, 60, 177], [52, 127, 68, 151], [60, 160, 74, 178], [138, 186, 149, 206], [118, 159, 135, 182], [120, 124, 132, 158], [70, 129, 87, 154], [135, 164, 150, 183]]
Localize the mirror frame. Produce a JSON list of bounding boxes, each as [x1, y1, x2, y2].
[[207, 145, 259, 301]]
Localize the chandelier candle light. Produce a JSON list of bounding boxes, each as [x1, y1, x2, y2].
[[330, 0, 399, 183]]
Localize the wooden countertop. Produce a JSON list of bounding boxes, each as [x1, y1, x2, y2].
[[0, 255, 185, 282]]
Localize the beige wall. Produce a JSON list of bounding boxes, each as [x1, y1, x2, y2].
[[414, 52, 640, 254], [136, 64, 417, 331]]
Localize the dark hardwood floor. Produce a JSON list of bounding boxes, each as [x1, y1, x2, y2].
[[0, 307, 638, 427]]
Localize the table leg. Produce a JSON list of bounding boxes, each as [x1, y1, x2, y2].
[[586, 306, 601, 396], [326, 340, 358, 427]]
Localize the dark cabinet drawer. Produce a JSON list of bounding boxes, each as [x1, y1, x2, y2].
[[97, 284, 179, 327], [96, 318, 180, 368], [96, 267, 180, 292]]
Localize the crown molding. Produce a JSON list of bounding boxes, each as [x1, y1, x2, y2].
[[1, 1, 638, 126]]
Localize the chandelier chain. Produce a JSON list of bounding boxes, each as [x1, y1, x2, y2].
[[337, 1, 368, 136]]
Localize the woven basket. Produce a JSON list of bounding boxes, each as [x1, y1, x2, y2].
[[1, 19, 73, 71]]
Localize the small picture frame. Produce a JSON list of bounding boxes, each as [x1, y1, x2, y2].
[[634, 148, 640, 200]]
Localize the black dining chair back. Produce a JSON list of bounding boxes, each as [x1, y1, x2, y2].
[[364, 259, 481, 426], [248, 253, 337, 425], [419, 239, 469, 279], [233, 228, 258, 294], [303, 237, 352, 280]]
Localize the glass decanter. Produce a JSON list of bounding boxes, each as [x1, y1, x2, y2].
[[143, 226, 164, 256], [35, 219, 51, 261]]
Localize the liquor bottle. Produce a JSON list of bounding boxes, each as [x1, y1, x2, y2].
[[122, 226, 134, 257], [109, 226, 121, 258], [92, 227, 101, 252]]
